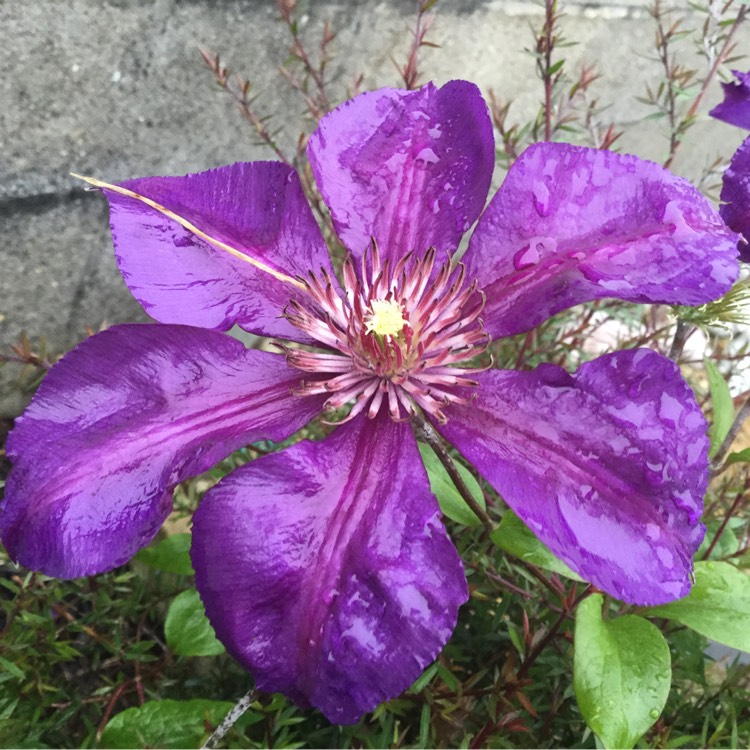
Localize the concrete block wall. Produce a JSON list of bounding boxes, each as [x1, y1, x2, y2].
[[1, 0, 748, 415]]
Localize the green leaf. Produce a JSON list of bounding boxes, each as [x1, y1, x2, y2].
[[100, 699, 234, 748], [491, 511, 583, 581], [165, 589, 225, 657], [704, 359, 733, 457], [574, 594, 671, 749], [695, 519, 740, 561], [648, 562, 750, 652], [725, 447, 750, 466], [418, 443, 486, 526], [409, 663, 438, 694], [0, 656, 25, 680], [134, 533, 194, 575]]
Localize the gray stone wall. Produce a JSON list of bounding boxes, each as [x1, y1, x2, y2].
[[1, 0, 748, 415]]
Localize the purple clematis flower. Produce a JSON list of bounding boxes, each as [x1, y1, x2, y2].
[[709, 69, 750, 130], [0, 80, 741, 724], [720, 135, 750, 262]]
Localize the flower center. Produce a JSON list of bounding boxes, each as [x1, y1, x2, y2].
[[285, 244, 490, 424], [365, 299, 408, 337]]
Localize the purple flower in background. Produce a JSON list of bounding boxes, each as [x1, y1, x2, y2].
[[709, 69, 750, 130], [0, 81, 741, 723], [720, 135, 750, 262]]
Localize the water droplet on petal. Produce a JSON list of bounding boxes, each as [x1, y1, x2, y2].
[[662, 200, 698, 240], [415, 147, 439, 165], [514, 243, 540, 270], [513, 237, 557, 270], [532, 180, 551, 216]]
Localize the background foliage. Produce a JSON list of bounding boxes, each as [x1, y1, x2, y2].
[[2, 1, 750, 747]]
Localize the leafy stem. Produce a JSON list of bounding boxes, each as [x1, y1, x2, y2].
[[412, 412, 495, 535]]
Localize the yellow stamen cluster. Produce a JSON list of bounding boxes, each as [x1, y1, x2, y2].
[[364, 299, 408, 337]]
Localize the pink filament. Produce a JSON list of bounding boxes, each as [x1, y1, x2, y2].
[[285, 244, 490, 423]]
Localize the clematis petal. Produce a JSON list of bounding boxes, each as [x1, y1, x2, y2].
[[466, 143, 739, 338], [308, 80, 494, 264], [191, 412, 468, 724], [709, 69, 750, 130], [438, 349, 708, 605], [101, 162, 331, 341], [720, 135, 750, 262], [0, 324, 324, 578]]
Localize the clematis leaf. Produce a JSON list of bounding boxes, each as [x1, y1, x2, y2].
[[165, 589, 225, 657], [695, 520, 741, 561], [704, 359, 734, 457], [574, 594, 671, 750], [417, 443, 486, 526], [135, 533, 194, 576], [725, 447, 750, 465], [491, 511, 583, 581], [647, 561, 750, 652], [100, 699, 235, 749]]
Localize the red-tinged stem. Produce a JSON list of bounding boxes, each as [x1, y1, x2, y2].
[[514, 330, 535, 370], [683, 4, 747, 124], [96, 681, 131, 742], [470, 583, 593, 748], [543, 0, 556, 142], [702, 476, 749, 560], [516, 585, 592, 681], [663, 3, 748, 169], [483, 565, 534, 600]]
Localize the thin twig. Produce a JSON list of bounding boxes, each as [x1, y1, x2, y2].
[[470, 584, 593, 748], [701, 478, 749, 560], [516, 585, 593, 682], [396, 0, 438, 90], [199, 48, 292, 164], [662, 2, 748, 169], [277, 0, 332, 113], [653, 0, 682, 168], [541, 0, 556, 141], [412, 413, 495, 534], [683, 4, 748, 123], [202, 689, 258, 749]]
